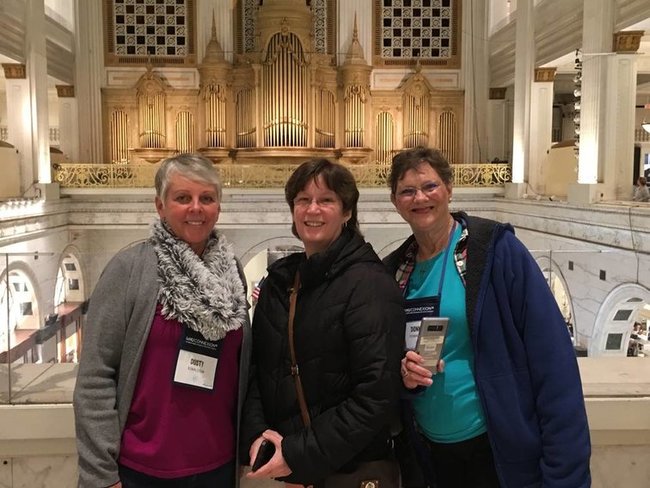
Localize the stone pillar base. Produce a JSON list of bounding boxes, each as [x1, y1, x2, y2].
[[568, 183, 601, 205], [36, 183, 60, 200], [505, 182, 527, 199]]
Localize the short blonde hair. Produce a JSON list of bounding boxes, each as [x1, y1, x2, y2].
[[155, 153, 222, 201]]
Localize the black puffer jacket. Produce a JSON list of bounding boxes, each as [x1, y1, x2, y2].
[[241, 229, 405, 485]]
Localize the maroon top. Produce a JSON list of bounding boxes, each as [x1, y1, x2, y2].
[[119, 305, 243, 478]]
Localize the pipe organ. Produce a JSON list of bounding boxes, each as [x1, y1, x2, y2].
[[101, 0, 464, 165], [344, 84, 366, 148], [236, 88, 256, 149], [315, 89, 336, 148], [262, 32, 308, 147], [203, 83, 227, 148], [137, 84, 166, 149], [175, 111, 194, 154], [375, 112, 394, 166], [439, 110, 459, 165], [109, 110, 128, 164]]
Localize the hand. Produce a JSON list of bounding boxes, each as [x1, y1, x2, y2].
[[246, 429, 292, 480], [108, 483, 122, 488], [401, 350, 443, 389]]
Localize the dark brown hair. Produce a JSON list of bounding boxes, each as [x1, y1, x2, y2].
[[285, 158, 361, 238], [388, 147, 453, 194]]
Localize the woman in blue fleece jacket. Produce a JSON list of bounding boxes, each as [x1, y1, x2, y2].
[[384, 147, 591, 488]]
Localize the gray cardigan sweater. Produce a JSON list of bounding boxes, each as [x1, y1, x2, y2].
[[73, 241, 251, 488]]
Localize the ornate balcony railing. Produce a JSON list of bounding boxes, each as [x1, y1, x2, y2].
[[52, 162, 511, 189]]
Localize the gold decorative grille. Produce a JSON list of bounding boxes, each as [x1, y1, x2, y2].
[[53, 163, 511, 189]]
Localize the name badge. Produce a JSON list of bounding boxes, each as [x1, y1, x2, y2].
[[404, 296, 440, 350], [173, 327, 222, 391]]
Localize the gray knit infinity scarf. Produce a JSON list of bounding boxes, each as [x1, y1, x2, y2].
[[150, 220, 247, 341]]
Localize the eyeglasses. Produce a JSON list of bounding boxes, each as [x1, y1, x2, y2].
[[395, 182, 442, 200], [293, 196, 339, 208]]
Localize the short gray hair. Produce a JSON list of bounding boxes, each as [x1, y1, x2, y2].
[[155, 153, 222, 201]]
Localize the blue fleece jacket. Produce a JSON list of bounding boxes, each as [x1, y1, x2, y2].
[[385, 212, 591, 488]]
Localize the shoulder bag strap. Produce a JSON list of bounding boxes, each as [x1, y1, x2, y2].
[[288, 271, 311, 427]]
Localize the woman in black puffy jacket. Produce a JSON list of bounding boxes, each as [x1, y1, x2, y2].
[[241, 159, 405, 487]]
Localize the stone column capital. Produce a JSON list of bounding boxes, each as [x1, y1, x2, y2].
[[613, 31, 644, 53], [489, 87, 507, 100], [534, 67, 556, 82], [2, 63, 26, 79], [55, 85, 75, 98]]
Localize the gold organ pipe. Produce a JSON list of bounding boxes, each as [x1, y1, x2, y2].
[[121, 112, 127, 161], [111, 113, 116, 162]]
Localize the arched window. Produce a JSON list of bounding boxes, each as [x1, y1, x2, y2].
[[0, 269, 39, 363]]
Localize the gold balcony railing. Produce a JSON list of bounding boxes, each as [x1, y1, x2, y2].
[[52, 162, 511, 189]]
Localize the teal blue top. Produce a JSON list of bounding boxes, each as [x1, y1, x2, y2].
[[406, 225, 487, 443]]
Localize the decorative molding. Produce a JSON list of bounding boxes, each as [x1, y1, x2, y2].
[[612, 30, 644, 53], [56, 85, 75, 98], [2, 63, 26, 79], [489, 87, 507, 100], [534, 67, 556, 83]]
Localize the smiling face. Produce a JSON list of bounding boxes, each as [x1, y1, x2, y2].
[[155, 174, 220, 255], [292, 175, 351, 257], [391, 163, 452, 235]]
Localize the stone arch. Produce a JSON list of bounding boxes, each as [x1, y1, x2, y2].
[[0, 261, 42, 362], [536, 254, 576, 342], [55, 245, 87, 305], [589, 283, 650, 357]]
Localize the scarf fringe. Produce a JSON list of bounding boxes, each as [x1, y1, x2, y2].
[[150, 221, 247, 341]]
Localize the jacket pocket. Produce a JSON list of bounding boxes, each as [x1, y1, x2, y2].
[[478, 370, 542, 463]]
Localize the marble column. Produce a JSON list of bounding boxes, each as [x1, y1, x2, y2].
[[56, 85, 79, 162], [25, 0, 51, 186], [487, 87, 509, 162], [602, 31, 643, 200], [506, 0, 534, 198], [2, 63, 32, 193], [462, 0, 489, 163], [529, 68, 556, 195], [568, 0, 614, 204], [74, 0, 104, 163]]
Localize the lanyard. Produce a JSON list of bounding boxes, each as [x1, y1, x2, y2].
[[408, 220, 457, 305]]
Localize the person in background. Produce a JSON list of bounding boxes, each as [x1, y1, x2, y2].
[[384, 147, 591, 488], [74, 153, 250, 488], [241, 158, 404, 487], [633, 176, 650, 202]]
